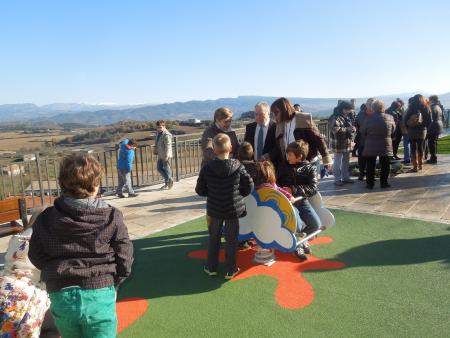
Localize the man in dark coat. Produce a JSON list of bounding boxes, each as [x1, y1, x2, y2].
[[244, 101, 276, 160]]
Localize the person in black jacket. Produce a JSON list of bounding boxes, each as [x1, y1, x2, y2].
[[29, 153, 133, 337], [195, 133, 253, 279], [427, 95, 444, 164], [237, 141, 258, 185], [385, 100, 403, 160], [277, 140, 321, 261]]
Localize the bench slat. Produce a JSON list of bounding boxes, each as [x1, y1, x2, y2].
[[0, 209, 22, 224], [0, 198, 21, 213]]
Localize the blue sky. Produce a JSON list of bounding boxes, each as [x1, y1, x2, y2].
[[1, 0, 449, 105]]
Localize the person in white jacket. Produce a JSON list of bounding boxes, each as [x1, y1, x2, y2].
[[154, 120, 174, 190]]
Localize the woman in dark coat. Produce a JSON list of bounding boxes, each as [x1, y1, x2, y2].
[[360, 99, 395, 189], [354, 98, 374, 180], [385, 100, 403, 160], [268, 97, 332, 170], [404, 94, 432, 172], [200, 107, 239, 167], [426, 95, 444, 164]]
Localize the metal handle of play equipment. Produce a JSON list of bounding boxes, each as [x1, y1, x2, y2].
[[296, 229, 323, 248]]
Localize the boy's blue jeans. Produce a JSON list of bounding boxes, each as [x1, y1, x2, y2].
[[295, 200, 322, 235], [157, 159, 172, 184], [49, 286, 117, 338]]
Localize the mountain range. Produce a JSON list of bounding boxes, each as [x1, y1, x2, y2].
[[1, 93, 449, 125]]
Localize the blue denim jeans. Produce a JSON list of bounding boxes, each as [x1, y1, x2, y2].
[[333, 152, 350, 182], [157, 159, 172, 184], [295, 199, 322, 235], [403, 135, 411, 162]]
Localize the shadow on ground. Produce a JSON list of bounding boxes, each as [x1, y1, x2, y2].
[[333, 233, 450, 269], [126, 195, 205, 208], [118, 229, 229, 301]]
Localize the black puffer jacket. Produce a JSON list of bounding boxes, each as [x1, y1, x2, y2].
[[276, 161, 318, 206], [196, 158, 253, 219]]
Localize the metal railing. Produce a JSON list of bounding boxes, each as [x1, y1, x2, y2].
[[0, 122, 331, 205]]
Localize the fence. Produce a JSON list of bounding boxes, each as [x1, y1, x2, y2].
[[0, 121, 331, 206]]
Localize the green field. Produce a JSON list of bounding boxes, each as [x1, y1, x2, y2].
[[437, 134, 450, 154]]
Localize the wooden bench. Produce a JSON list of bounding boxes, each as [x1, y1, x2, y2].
[[0, 197, 28, 238]]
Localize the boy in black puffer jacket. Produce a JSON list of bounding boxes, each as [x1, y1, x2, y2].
[[277, 140, 321, 261], [196, 133, 253, 279]]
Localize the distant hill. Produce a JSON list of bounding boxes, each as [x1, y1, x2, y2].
[[1, 93, 449, 125]]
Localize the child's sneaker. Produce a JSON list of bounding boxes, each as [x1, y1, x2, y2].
[[303, 241, 312, 255], [203, 266, 217, 276], [167, 178, 174, 189], [295, 246, 308, 261], [224, 268, 240, 280]]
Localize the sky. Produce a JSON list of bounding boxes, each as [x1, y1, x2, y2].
[[1, 0, 449, 105]]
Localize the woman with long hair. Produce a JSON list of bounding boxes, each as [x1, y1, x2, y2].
[[269, 97, 332, 170], [405, 94, 432, 172]]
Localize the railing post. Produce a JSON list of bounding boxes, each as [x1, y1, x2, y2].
[[35, 153, 45, 205], [134, 148, 139, 187], [174, 136, 180, 182]]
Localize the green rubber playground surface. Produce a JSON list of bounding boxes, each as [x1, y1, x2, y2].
[[118, 210, 450, 338]]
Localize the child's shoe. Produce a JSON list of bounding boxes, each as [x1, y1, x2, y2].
[[295, 246, 308, 261], [203, 266, 217, 276], [167, 178, 174, 189], [225, 268, 240, 280], [303, 241, 312, 254]]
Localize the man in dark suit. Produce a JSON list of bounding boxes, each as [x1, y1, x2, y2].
[[244, 101, 276, 160]]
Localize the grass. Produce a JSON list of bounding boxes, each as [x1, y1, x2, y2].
[[117, 210, 450, 338], [437, 135, 450, 154], [396, 134, 450, 155]]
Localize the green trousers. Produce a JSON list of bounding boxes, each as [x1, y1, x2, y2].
[[49, 286, 117, 338]]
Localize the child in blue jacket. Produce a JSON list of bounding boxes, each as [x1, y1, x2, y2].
[[116, 138, 138, 197]]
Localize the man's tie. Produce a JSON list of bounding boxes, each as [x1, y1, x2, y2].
[[257, 126, 264, 160]]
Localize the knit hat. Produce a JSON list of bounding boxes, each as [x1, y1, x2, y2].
[[339, 100, 354, 110]]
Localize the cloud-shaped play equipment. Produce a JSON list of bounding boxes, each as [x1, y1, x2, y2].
[[239, 187, 300, 252]]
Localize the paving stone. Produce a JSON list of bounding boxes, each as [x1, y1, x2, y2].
[[375, 200, 418, 215]]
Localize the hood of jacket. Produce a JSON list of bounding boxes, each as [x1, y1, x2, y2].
[[47, 196, 116, 239]]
